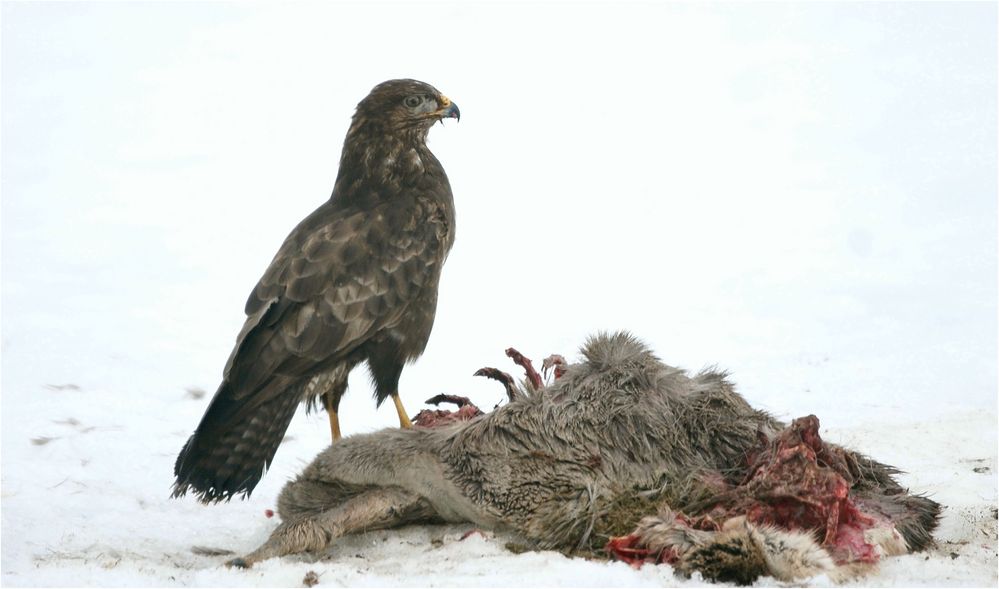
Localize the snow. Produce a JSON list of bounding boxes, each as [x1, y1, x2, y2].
[[2, 393, 995, 587], [2, 2, 996, 587]]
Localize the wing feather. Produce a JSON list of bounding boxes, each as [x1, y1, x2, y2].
[[223, 198, 446, 413]]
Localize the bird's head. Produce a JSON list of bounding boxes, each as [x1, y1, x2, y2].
[[350, 79, 460, 140]]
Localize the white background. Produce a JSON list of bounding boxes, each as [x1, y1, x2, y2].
[[2, 2, 996, 586]]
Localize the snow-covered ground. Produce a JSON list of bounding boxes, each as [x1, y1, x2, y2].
[[1, 384, 996, 587], [2, 3, 996, 587]]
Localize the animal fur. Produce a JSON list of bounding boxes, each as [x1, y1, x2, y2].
[[227, 332, 940, 583]]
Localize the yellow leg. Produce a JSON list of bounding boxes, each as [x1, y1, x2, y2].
[[322, 396, 342, 441], [392, 393, 412, 429]]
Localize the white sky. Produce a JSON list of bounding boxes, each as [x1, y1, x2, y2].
[[2, 2, 996, 440]]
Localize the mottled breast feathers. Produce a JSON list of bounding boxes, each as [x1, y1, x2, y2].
[[221, 194, 451, 410]]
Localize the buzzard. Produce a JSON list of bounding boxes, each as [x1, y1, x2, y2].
[[173, 79, 460, 503]]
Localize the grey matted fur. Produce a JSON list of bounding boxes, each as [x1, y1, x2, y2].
[[229, 331, 939, 576]]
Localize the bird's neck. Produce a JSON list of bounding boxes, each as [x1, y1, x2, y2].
[[330, 121, 440, 205]]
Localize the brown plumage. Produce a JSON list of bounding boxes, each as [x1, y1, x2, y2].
[[173, 79, 460, 503]]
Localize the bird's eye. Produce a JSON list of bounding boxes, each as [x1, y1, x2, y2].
[[404, 95, 423, 108]]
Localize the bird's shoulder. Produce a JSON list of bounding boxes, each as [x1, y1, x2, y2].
[[224, 195, 453, 388], [245, 195, 450, 314]]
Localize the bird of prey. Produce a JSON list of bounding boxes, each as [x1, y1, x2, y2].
[[172, 79, 460, 503]]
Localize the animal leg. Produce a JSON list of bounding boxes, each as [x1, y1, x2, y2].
[[228, 486, 436, 568], [364, 339, 411, 430], [391, 393, 413, 429], [321, 394, 342, 441], [317, 375, 348, 442]]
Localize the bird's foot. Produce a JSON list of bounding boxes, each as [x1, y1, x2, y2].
[[392, 393, 413, 429]]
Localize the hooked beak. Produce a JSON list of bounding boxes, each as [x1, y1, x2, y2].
[[438, 95, 460, 122]]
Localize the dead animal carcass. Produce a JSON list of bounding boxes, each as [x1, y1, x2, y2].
[[227, 332, 940, 584]]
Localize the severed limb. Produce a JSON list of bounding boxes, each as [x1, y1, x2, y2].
[[227, 486, 438, 568]]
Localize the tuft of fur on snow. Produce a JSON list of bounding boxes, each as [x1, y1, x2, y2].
[[675, 525, 768, 586], [865, 524, 908, 558], [740, 518, 835, 582], [630, 507, 714, 557], [190, 546, 235, 556], [630, 511, 834, 585]]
